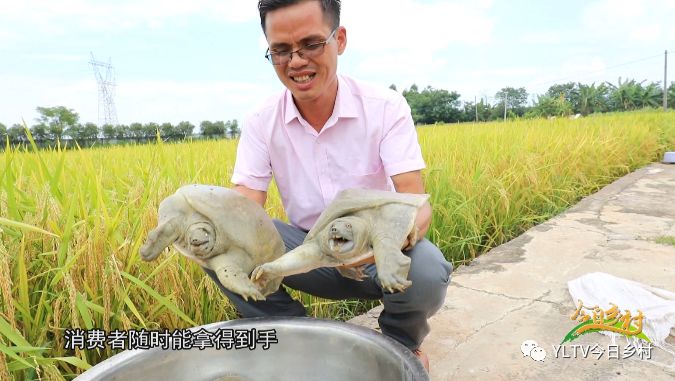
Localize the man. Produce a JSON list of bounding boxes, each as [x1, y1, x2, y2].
[[204, 0, 452, 370]]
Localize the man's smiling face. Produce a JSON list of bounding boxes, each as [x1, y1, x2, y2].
[[264, 1, 346, 106]]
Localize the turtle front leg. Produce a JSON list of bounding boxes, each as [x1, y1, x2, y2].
[[140, 217, 181, 261], [252, 242, 337, 286], [207, 249, 265, 301], [372, 239, 412, 293]]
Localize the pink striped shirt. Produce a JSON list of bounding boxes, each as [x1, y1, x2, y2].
[[231, 75, 425, 231]]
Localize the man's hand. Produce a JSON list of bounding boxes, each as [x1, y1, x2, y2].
[[339, 256, 375, 268], [391, 170, 432, 239], [233, 184, 267, 207], [401, 225, 420, 252]]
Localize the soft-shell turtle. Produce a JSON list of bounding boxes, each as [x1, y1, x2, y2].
[[252, 189, 429, 292], [140, 184, 284, 300]]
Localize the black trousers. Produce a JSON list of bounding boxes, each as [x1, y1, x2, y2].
[[204, 219, 452, 350]]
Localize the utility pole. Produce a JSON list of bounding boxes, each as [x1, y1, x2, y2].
[[664, 50, 668, 111], [504, 93, 508, 121]]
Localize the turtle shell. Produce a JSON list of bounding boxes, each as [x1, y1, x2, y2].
[[305, 188, 429, 242], [176, 184, 284, 264]]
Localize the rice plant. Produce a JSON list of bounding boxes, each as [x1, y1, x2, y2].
[[0, 110, 673, 379]]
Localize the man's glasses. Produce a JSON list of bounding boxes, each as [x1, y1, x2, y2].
[[265, 28, 338, 66]]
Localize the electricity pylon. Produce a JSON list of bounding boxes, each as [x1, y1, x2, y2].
[[89, 52, 118, 126]]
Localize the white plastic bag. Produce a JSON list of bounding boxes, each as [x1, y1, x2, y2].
[[568, 272, 675, 372]]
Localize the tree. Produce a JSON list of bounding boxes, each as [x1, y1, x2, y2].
[[607, 77, 643, 111], [577, 83, 609, 115], [475, 99, 495, 122], [30, 123, 49, 141], [201, 120, 225, 137], [669, 82, 675, 109], [143, 122, 160, 138], [101, 124, 116, 140], [160, 122, 175, 138], [82, 122, 99, 140], [389, 84, 397, 91], [527, 94, 572, 118], [546, 82, 579, 112], [213, 121, 226, 136], [7, 124, 27, 144], [402, 85, 462, 124], [65, 123, 98, 142], [495, 87, 528, 117], [0, 123, 7, 143], [175, 121, 195, 138], [226, 119, 240, 138], [200, 121, 211, 136], [35, 106, 79, 141], [459, 100, 494, 122], [525, 95, 555, 118], [114, 125, 129, 139], [637, 82, 662, 108], [64, 124, 83, 140], [402, 85, 421, 122], [129, 123, 144, 139]]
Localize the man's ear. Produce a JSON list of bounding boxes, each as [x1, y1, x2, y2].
[[337, 26, 347, 55]]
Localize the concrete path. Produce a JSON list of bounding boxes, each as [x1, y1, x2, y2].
[[350, 163, 675, 380]]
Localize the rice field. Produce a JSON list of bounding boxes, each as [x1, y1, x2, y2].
[[0, 110, 673, 379]]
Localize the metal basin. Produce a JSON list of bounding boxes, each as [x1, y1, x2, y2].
[[75, 317, 429, 381]]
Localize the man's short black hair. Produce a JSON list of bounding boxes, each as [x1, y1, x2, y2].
[[258, 0, 341, 34]]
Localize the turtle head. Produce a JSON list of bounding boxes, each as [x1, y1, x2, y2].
[[185, 221, 217, 259], [323, 216, 367, 256]]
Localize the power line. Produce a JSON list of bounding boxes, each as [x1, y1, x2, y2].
[[528, 50, 673, 89], [466, 49, 674, 105]]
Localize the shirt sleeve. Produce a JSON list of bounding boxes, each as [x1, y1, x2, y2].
[[380, 93, 426, 177], [230, 113, 273, 191]]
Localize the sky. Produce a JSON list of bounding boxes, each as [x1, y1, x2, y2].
[[1, 0, 674, 128]]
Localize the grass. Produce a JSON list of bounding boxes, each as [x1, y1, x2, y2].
[[0, 110, 673, 379], [655, 236, 675, 246]]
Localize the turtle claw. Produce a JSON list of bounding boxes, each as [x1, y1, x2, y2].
[[234, 284, 266, 302], [251, 263, 274, 282], [379, 272, 412, 293], [251, 263, 283, 296], [241, 290, 266, 302], [251, 266, 262, 281], [376, 250, 412, 293]]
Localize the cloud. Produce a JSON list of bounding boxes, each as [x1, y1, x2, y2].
[[0, 75, 96, 126], [115, 80, 275, 125], [0, 0, 257, 34], [340, 0, 494, 87], [342, 0, 493, 52], [0, 74, 277, 127], [23, 54, 90, 62], [582, 0, 675, 44], [519, 31, 567, 45], [560, 56, 607, 76], [518, 56, 609, 95], [447, 66, 544, 101], [349, 51, 448, 90]]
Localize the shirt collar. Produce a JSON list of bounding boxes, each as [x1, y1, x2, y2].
[[283, 74, 359, 126]]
